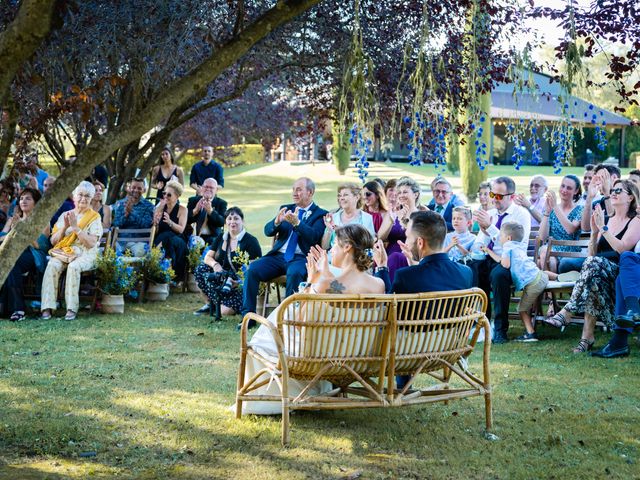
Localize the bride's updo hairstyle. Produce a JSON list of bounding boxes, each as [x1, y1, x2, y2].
[[334, 224, 374, 271]]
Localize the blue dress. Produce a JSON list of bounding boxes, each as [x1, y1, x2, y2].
[[549, 205, 583, 252]]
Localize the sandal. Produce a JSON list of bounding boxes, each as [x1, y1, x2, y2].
[[544, 312, 569, 329], [10, 311, 25, 322], [573, 338, 595, 354]]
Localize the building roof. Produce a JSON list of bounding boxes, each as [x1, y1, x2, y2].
[[491, 71, 631, 127]]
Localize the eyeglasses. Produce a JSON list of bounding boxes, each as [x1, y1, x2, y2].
[[433, 189, 451, 196], [489, 191, 514, 200], [364, 191, 375, 197], [76, 193, 91, 199], [610, 187, 627, 196], [164, 192, 173, 198], [530, 183, 543, 188]]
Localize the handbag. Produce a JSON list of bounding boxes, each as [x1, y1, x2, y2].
[[49, 248, 78, 264]]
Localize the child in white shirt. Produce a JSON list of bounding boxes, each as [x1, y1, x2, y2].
[[443, 207, 476, 263]]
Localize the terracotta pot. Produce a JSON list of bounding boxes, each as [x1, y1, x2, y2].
[[187, 273, 200, 293], [146, 282, 169, 301], [101, 294, 125, 314]]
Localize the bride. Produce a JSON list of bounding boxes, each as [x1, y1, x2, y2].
[[239, 224, 385, 415]]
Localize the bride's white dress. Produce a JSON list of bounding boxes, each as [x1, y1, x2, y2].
[[239, 305, 332, 415]]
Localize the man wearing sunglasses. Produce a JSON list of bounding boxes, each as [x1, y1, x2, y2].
[[470, 176, 531, 344]]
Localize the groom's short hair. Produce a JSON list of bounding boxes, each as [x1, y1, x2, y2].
[[409, 210, 446, 250]]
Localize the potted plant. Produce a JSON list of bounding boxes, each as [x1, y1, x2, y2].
[[186, 235, 206, 293], [95, 246, 138, 313], [142, 246, 175, 301]]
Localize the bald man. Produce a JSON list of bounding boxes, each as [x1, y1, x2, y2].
[[185, 177, 227, 245]]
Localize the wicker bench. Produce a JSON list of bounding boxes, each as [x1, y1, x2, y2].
[[236, 288, 492, 445]]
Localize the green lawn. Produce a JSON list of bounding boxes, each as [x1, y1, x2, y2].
[[1, 161, 640, 479]]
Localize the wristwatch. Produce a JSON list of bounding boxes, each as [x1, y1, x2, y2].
[[528, 205, 535, 212], [602, 225, 609, 232]]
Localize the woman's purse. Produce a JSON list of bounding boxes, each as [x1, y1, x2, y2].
[[49, 248, 78, 264]]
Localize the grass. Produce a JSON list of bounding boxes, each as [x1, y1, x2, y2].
[[1, 161, 640, 479]]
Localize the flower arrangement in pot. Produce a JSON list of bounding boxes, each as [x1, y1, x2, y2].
[[186, 235, 206, 293], [141, 246, 175, 301], [95, 246, 138, 313]]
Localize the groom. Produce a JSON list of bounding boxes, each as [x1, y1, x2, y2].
[[241, 177, 327, 318]]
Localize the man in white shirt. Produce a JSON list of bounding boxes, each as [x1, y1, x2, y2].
[[513, 175, 547, 228], [470, 176, 531, 344]]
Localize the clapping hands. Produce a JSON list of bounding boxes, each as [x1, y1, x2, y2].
[[306, 245, 332, 285]]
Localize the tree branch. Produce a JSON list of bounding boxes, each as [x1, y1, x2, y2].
[[0, 0, 58, 104]]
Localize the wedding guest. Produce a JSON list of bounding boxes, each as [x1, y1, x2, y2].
[[321, 183, 375, 249], [153, 180, 188, 282], [90, 181, 111, 230], [112, 178, 154, 256], [514, 174, 548, 227], [193, 207, 262, 316], [185, 177, 227, 245], [190, 145, 224, 195], [384, 179, 398, 212], [362, 180, 390, 234], [471, 181, 492, 233], [545, 179, 640, 353], [0, 188, 49, 321], [537, 175, 583, 272], [151, 147, 184, 204], [469, 176, 531, 344], [41, 182, 103, 321], [241, 177, 326, 320]]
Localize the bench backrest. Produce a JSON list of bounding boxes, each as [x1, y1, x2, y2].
[[275, 288, 487, 385]]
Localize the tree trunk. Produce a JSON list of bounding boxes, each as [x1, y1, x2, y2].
[[0, 95, 17, 173], [0, 0, 321, 286]]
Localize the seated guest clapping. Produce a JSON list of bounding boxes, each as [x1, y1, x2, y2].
[[185, 177, 227, 245], [153, 180, 188, 283], [545, 179, 640, 353], [112, 177, 154, 256], [443, 207, 476, 263], [378, 176, 425, 283], [0, 188, 50, 321], [469, 176, 531, 344], [321, 183, 375, 249], [241, 177, 327, 320], [193, 207, 262, 316], [41, 181, 103, 321], [537, 174, 583, 273]]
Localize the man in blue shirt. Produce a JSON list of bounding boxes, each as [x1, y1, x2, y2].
[[112, 178, 154, 256], [189, 146, 224, 195]]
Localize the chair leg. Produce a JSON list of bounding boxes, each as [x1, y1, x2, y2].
[[485, 391, 493, 430], [282, 400, 290, 446]]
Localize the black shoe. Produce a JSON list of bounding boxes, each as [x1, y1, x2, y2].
[[492, 334, 509, 344], [615, 310, 640, 330], [590, 343, 630, 358], [193, 304, 211, 315], [236, 319, 257, 331]]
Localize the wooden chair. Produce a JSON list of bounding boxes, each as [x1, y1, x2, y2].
[[537, 237, 608, 330], [111, 226, 156, 302], [236, 288, 491, 446]]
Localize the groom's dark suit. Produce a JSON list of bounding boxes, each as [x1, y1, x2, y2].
[[379, 252, 473, 295], [376, 252, 473, 389], [242, 202, 327, 315]]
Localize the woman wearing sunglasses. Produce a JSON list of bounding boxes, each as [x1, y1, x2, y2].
[[361, 180, 390, 235], [153, 180, 188, 283], [545, 179, 640, 353]]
